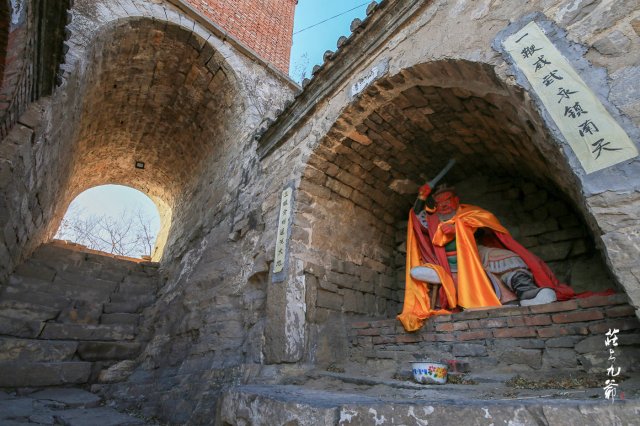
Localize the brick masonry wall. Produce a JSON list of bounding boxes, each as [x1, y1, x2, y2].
[[350, 294, 640, 374], [185, 0, 296, 73]]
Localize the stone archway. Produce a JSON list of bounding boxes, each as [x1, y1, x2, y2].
[[294, 59, 620, 362], [50, 17, 243, 261]]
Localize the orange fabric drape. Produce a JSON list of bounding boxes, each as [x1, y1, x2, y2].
[[432, 205, 507, 309], [397, 214, 455, 332]]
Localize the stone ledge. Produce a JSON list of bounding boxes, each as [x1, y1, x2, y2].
[[349, 295, 640, 372]]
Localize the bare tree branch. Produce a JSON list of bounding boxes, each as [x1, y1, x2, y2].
[[55, 207, 158, 258]]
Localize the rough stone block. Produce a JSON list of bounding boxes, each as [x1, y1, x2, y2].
[[542, 348, 578, 369], [316, 290, 343, 311], [1, 287, 69, 309], [100, 313, 140, 326], [13, 262, 56, 282], [53, 407, 144, 426], [57, 301, 103, 325], [593, 30, 631, 55], [40, 323, 136, 341], [0, 361, 91, 387], [452, 343, 487, 357], [29, 388, 102, 408], [492, 348, 542, 369], [0, 300, 60, 322], [0, 315, 45, 338], [98, 360, 137, 383], [530, 241, 572, 262], [77, 342, 141, 361], [0, 337, 78, 362], [104, 299, 147, 314]]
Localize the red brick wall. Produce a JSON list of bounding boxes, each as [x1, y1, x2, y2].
[[186, 0, 297, 73]]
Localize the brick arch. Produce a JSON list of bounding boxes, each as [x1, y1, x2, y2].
[[50, 17, 245, 261], [295, 60, 617, 342]]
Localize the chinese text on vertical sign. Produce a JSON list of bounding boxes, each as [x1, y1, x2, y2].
[[273, 187, 293, 274], [503, 21, 638, 174], [603, 328, 622, 401]]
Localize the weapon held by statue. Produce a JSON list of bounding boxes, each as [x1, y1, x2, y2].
[[428, 158, 456, 188]]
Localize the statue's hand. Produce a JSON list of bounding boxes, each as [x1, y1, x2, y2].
[[418, 183, 432, 200], [441, 222, 455, 236]]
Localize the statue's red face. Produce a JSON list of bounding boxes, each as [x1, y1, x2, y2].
[[434, 191, 459, 215]]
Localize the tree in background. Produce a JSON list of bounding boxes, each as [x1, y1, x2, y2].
[[55, 205, 158, 258]]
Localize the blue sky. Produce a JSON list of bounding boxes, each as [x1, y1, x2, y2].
[[290, 0, 369, 82], [60, 2, 369, 253]]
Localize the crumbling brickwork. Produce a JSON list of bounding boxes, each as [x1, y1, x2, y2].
[[185, 0, 297, 73]]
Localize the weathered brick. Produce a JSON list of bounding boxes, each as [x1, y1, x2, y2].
[[551, 310, 605, 324], [528, 300, 578, 314], [396, 334, 421, 343], [453, 310, 490, 321], [433, 314, 452, 323], [477, 318, 508, 328], [524, 315, 552, 326], [435, 322, 454, 332], [372, 335, 395, 345], [351, 321, 370, 329], [507, 317, 525, 327], [456, 329, 492, 341], [589, 319, 640, 334], [605, 305, 636, 318], [578, 294, 628, 308], [432, 333, 457, 342], [537, 325, 589, 338], [493, 327, 537, 338], [356, 328, 380, 336]]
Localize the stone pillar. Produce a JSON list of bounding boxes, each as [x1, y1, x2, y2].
[[264, 258, 306, 363]]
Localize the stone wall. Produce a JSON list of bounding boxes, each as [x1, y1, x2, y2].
[[0, 0, 69, 139], [350, 294, 640, 375], [1, 0, 639, 424], [0, 1, 295, 423], [257, 0, 640, 368]]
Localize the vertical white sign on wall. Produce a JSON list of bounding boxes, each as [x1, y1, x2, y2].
[[503, 21, 638, 174], [272, 186, 293, 280]]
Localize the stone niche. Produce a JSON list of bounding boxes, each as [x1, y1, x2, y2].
[[295, 61, 622, 363]]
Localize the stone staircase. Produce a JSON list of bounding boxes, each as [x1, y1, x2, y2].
[[0, 241, 159, 388]]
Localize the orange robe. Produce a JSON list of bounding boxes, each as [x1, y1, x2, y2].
[[398, 205, 510, 331]]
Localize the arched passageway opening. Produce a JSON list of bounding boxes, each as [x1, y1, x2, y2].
[[38, 17, 245, 265], [295, 60, 617, 360], [55, 185, 164, 260]]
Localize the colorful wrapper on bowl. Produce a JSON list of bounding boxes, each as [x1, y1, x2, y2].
[[411, 361, 448, 384]]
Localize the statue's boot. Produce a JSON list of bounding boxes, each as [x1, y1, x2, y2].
[[510, 270, 557, 306]]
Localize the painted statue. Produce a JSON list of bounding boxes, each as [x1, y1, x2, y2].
[[398, 181, 577, 332]]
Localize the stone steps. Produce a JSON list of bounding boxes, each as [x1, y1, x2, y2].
[[0, 242, 160, 388], [0, 361, 92, 387], [0, 337, 78, 362], [218, 384, 640, 425], [0, 388, 144, 425]]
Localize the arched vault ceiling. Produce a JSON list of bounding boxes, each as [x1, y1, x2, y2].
[[70, 19, 240, 206]]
